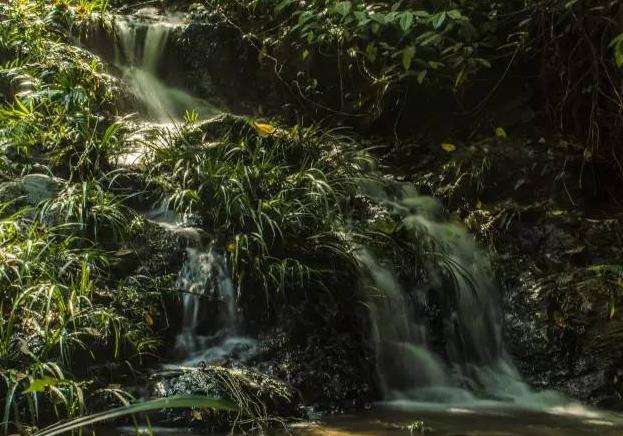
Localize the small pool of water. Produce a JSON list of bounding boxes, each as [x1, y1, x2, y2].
[[294, 405, 623, 435], [98, 403, 623, 435]]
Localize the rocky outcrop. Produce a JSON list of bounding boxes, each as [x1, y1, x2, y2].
[[146, 364, 300, 430], [0, 173, 63, 207]]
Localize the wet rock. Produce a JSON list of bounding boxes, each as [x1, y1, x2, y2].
[[147, 364, 300, 429], [177, 20, 283, 113], [251, 328, 377, 413], [112, 217, 190, 279], [0, 173, 63, 206]]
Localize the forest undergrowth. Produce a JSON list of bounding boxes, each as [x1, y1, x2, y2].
[[1, 0, 623, 433]]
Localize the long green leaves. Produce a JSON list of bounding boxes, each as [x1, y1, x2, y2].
[[34, 395, 236, 436]]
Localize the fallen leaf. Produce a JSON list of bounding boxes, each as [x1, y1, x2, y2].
[[254, 122, 276, 137], [495, 127, 507, 139], [441, 143, 456, 152]]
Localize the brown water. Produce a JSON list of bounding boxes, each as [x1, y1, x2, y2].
[[293, 407, 623, 435], [100, 404, 623, 435]]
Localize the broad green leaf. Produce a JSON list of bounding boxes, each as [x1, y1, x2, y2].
[[353, 11, 368, 24], [612, 34, 623, 67], [615, 48, 623, 68], [334, 1, 352, 17], [399, 12, 414, 33], [385, 12, 398, 23], [370, 12, 386, 25], [432, 12, 446, 29], [447, 9, 463, 20], [402, 46, 416, 71]]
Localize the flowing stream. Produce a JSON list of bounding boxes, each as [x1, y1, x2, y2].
[[113, 9, 218, 122], [146, 208, 257, 368], [358, 184, 621, 421], [101, 10, 623, 435], [112, 10, 253, 368], [172, 243, 257, 367]]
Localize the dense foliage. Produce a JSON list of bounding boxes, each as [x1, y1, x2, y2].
[[0, 1, 163, 430], [146, 118, 373, 321], [1, 0, 622, 433], [531, 0, 623, 167], [199, 0, 508, 120], [197, 0, 622, 171]]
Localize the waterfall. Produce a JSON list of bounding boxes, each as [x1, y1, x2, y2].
[[171, 243, 256, 367], [174, 246, 238, 353], [361, 183, 579, 411], [146, 207, 256, 368], [113, 9, 218, 122], [104, 9, 611, 422]]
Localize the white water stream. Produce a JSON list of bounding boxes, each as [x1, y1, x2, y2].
[[111, 10, 254, 368], [145, 207, 257, 368], [113, 9, 218, 122], [360, 183, 621, 425]]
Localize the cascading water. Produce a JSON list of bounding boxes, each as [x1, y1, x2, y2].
[[146, 207, 256, 368], [96, 8, 622, 431], [361, 183, 595, 415], [172, 245, 254, 364], [113, 9, 217, 122], [109, 9, 251, 368]]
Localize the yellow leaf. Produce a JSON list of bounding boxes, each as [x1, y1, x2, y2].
[[495, 127, 507, 139], [226, 240, 236, 253], [191, 410, 203, 421], [254, 122, 276, 137], [144, 312, 153, 326], [441, 143, 456, 152]]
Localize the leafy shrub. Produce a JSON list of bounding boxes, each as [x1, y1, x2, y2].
[[200, 0, 507, 121], [0, 2, 161, 431], [0, 211, 157, 429], [527, 0, 623, 170], [146, 117, 374, 321]]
